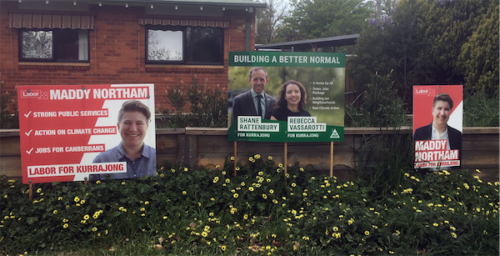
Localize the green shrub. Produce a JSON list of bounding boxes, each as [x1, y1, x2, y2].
[[1, 157, 498, 255], [0, 81, 19, 129], [464, 90, 499, 127], [345, 71, 409, 127], [160, 75, 228, 128]]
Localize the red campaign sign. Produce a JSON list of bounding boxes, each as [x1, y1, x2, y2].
[[413, 85, 463, 169], [18, 84, 155, 184]]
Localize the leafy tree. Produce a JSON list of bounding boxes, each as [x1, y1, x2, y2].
[[424, 0, 492, 84], [0, 81, 19, 129], [349, 0, 433, 107], [457, 0, 499, 96], [349, 0, 497, 111], [255, 0, 288, 44], [278, 0, 375, 42]]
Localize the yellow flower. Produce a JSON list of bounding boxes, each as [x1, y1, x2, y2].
[[84, 215, 90, 220], [262, 194, 268, 199], [364, 231, 370, 236], [171, 168, 176, 173], [74, 196, 80, 202], [53, 210, 58, 214], [233, 193, 239, 198], [255, 154, 261, 159], [268, 156, 273, 160], [333, 227, 338, 231], [269, 189, 274, 194], [235, 167, 240, 171], [451, 232, 457, 238], [182, 191, 187, 195], [184, 167, 188, 172], [433, 223, 438, 227], [225, 179, 230, 183], [241, 182, 245, 186], [92, 227, 97, 232], [63, 224, 69, 228], [249, 187, 254, 191], [37, 188, 42, 193], [63, 219, 69, 222], [249, 157, 254, 162], [163, 216, 168, 219], [213, 177, 219, 183], [96, 180, 101, 184], [81, 200, 85, 204], [202, 231, 208, 237], [145, 201, 149, 205], [291, 183, 296, 187], [278, 163, 283, 168], [221, 245, 226, 251]]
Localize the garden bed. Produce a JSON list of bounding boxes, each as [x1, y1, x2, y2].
[[1, 157, 498, 255]]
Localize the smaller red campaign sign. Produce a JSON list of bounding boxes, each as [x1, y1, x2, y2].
[[413, 85, 463, 170]]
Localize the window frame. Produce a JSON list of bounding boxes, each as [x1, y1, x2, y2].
[[18, 28, 90, 63], [145, 25, 224, 66]]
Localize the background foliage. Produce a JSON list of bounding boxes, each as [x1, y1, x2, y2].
[[0, 81, 19, 129], [348, 0, 499, 111], [160, 75, 227, 128]]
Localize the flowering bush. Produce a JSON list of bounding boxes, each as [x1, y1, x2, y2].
[[0, 156, 498, 255]]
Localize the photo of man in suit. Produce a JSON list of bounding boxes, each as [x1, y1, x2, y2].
[[230, 67, 276, 126], [413, 93, 462, 167]]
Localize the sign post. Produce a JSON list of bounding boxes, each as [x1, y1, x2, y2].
[[228, 51, 345, 177]]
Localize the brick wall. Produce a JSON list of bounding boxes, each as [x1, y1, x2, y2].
[[0, 2, 255, 112]]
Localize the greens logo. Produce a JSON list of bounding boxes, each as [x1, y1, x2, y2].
[[330, 129, 340, 139]]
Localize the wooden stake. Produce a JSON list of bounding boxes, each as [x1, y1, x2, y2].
[[28, 180, 33, 201], [233, 141, 237, 176], [284, 142, 288, 176], [330, 141, 334, 178], [84, 177, 88, 185]]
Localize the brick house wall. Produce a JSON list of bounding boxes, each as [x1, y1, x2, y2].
[[0, 1, 256, 112]]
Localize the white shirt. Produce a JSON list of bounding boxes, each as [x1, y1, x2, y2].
[[431, 122, 451, 170], [431, 122, 451, 150]]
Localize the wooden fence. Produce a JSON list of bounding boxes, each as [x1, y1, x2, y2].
[[1, 127, 498, 182]]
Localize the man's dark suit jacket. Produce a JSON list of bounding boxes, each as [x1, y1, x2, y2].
[[231, 91, 275, 126], [413, 123, 462, 167]]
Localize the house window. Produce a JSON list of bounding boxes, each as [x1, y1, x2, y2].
[[146, 26, 224, 65], [19, 29, 89, 62]]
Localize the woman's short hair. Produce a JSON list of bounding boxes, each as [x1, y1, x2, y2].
[[118, 100, 151, 122], [275, 80, 307, 110]]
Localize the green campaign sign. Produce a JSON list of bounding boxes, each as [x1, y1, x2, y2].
[[228, 51, 345, 142]]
